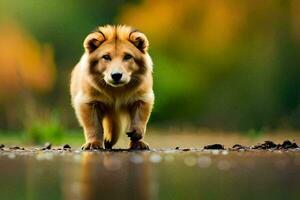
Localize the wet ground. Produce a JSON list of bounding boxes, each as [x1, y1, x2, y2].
[[0, 140, 300, 200]]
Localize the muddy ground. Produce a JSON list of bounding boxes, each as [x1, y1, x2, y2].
[[1, 139, 299, 153]]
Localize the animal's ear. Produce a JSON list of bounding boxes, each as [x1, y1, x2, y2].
[[83, 31, 106, 53], [129, 31, 149, 53]]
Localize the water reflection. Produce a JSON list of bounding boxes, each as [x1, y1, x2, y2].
[[63, 152, 154, 200], [0, 151, 300, 200]]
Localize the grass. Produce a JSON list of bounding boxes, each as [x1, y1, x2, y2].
[[24, 111, 64, 144], [0, 130, 83, 147]]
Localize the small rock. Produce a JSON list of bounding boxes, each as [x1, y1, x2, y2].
[[182, 148, 191, 151], [231, 144, 248, 150], [63, 144, 71, 149], [175, 146, 180, 150], [280, 140, 298, 149], [204, 144, 225, 150], [252, 141, 277, 150], [42, 142, 52, 150], [0, 144, 4, 149], [264, 141, 277, 148], [9, 146, 20, 150]]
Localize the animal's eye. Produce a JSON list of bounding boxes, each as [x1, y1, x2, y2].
[[102, 54, 111, 61], [123, 54, 133, 60]]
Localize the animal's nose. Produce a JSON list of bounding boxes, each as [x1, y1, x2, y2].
[[111, 73, 122, 82]]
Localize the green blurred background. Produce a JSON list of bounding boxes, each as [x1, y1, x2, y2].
[[0, 0, 300, 143]]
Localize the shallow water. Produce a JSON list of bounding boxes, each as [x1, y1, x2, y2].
[[0, 150, 300, 200]]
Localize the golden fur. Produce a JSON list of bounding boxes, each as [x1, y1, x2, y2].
[[70, 25, 154, 150]]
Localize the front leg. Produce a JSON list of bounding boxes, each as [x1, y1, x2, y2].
[[127, 100, 153, 150], [75, 102, 103, 150]]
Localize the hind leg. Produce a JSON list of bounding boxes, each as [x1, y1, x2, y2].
[[127, 101, 152, 150]]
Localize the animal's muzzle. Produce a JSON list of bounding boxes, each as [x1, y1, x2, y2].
[[111, 72, 122, 82]]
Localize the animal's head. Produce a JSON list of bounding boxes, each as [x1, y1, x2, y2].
[[83, 25, 152, 88]]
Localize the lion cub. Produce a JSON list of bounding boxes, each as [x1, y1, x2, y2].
[[70, 25, 154, 150]]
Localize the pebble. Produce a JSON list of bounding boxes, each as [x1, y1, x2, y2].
[[63, 144, 71, 149], [9, 146, 25, 150], [204, 144, 225, 150], [182, 148, 191, 151], [9, 146, 20, 150], [231, 144, 248, 150], [280, 140, 298, 149], [42, 142, 52, 150]]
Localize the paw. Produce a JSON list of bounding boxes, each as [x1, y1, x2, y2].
[[104, 139, 113, 150], [129, 140, 150, 150], [126, 129, 143, 141], [81, 140, 103, 150]]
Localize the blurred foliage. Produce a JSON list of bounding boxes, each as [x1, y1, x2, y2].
[[24, 111, 63, 144], [0, 0, 300, 131], [0, 21, 55, 98], [120, 0, 300, 130]]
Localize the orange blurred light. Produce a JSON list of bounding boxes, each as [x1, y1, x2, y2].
[[0, 20, 56, 100]]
